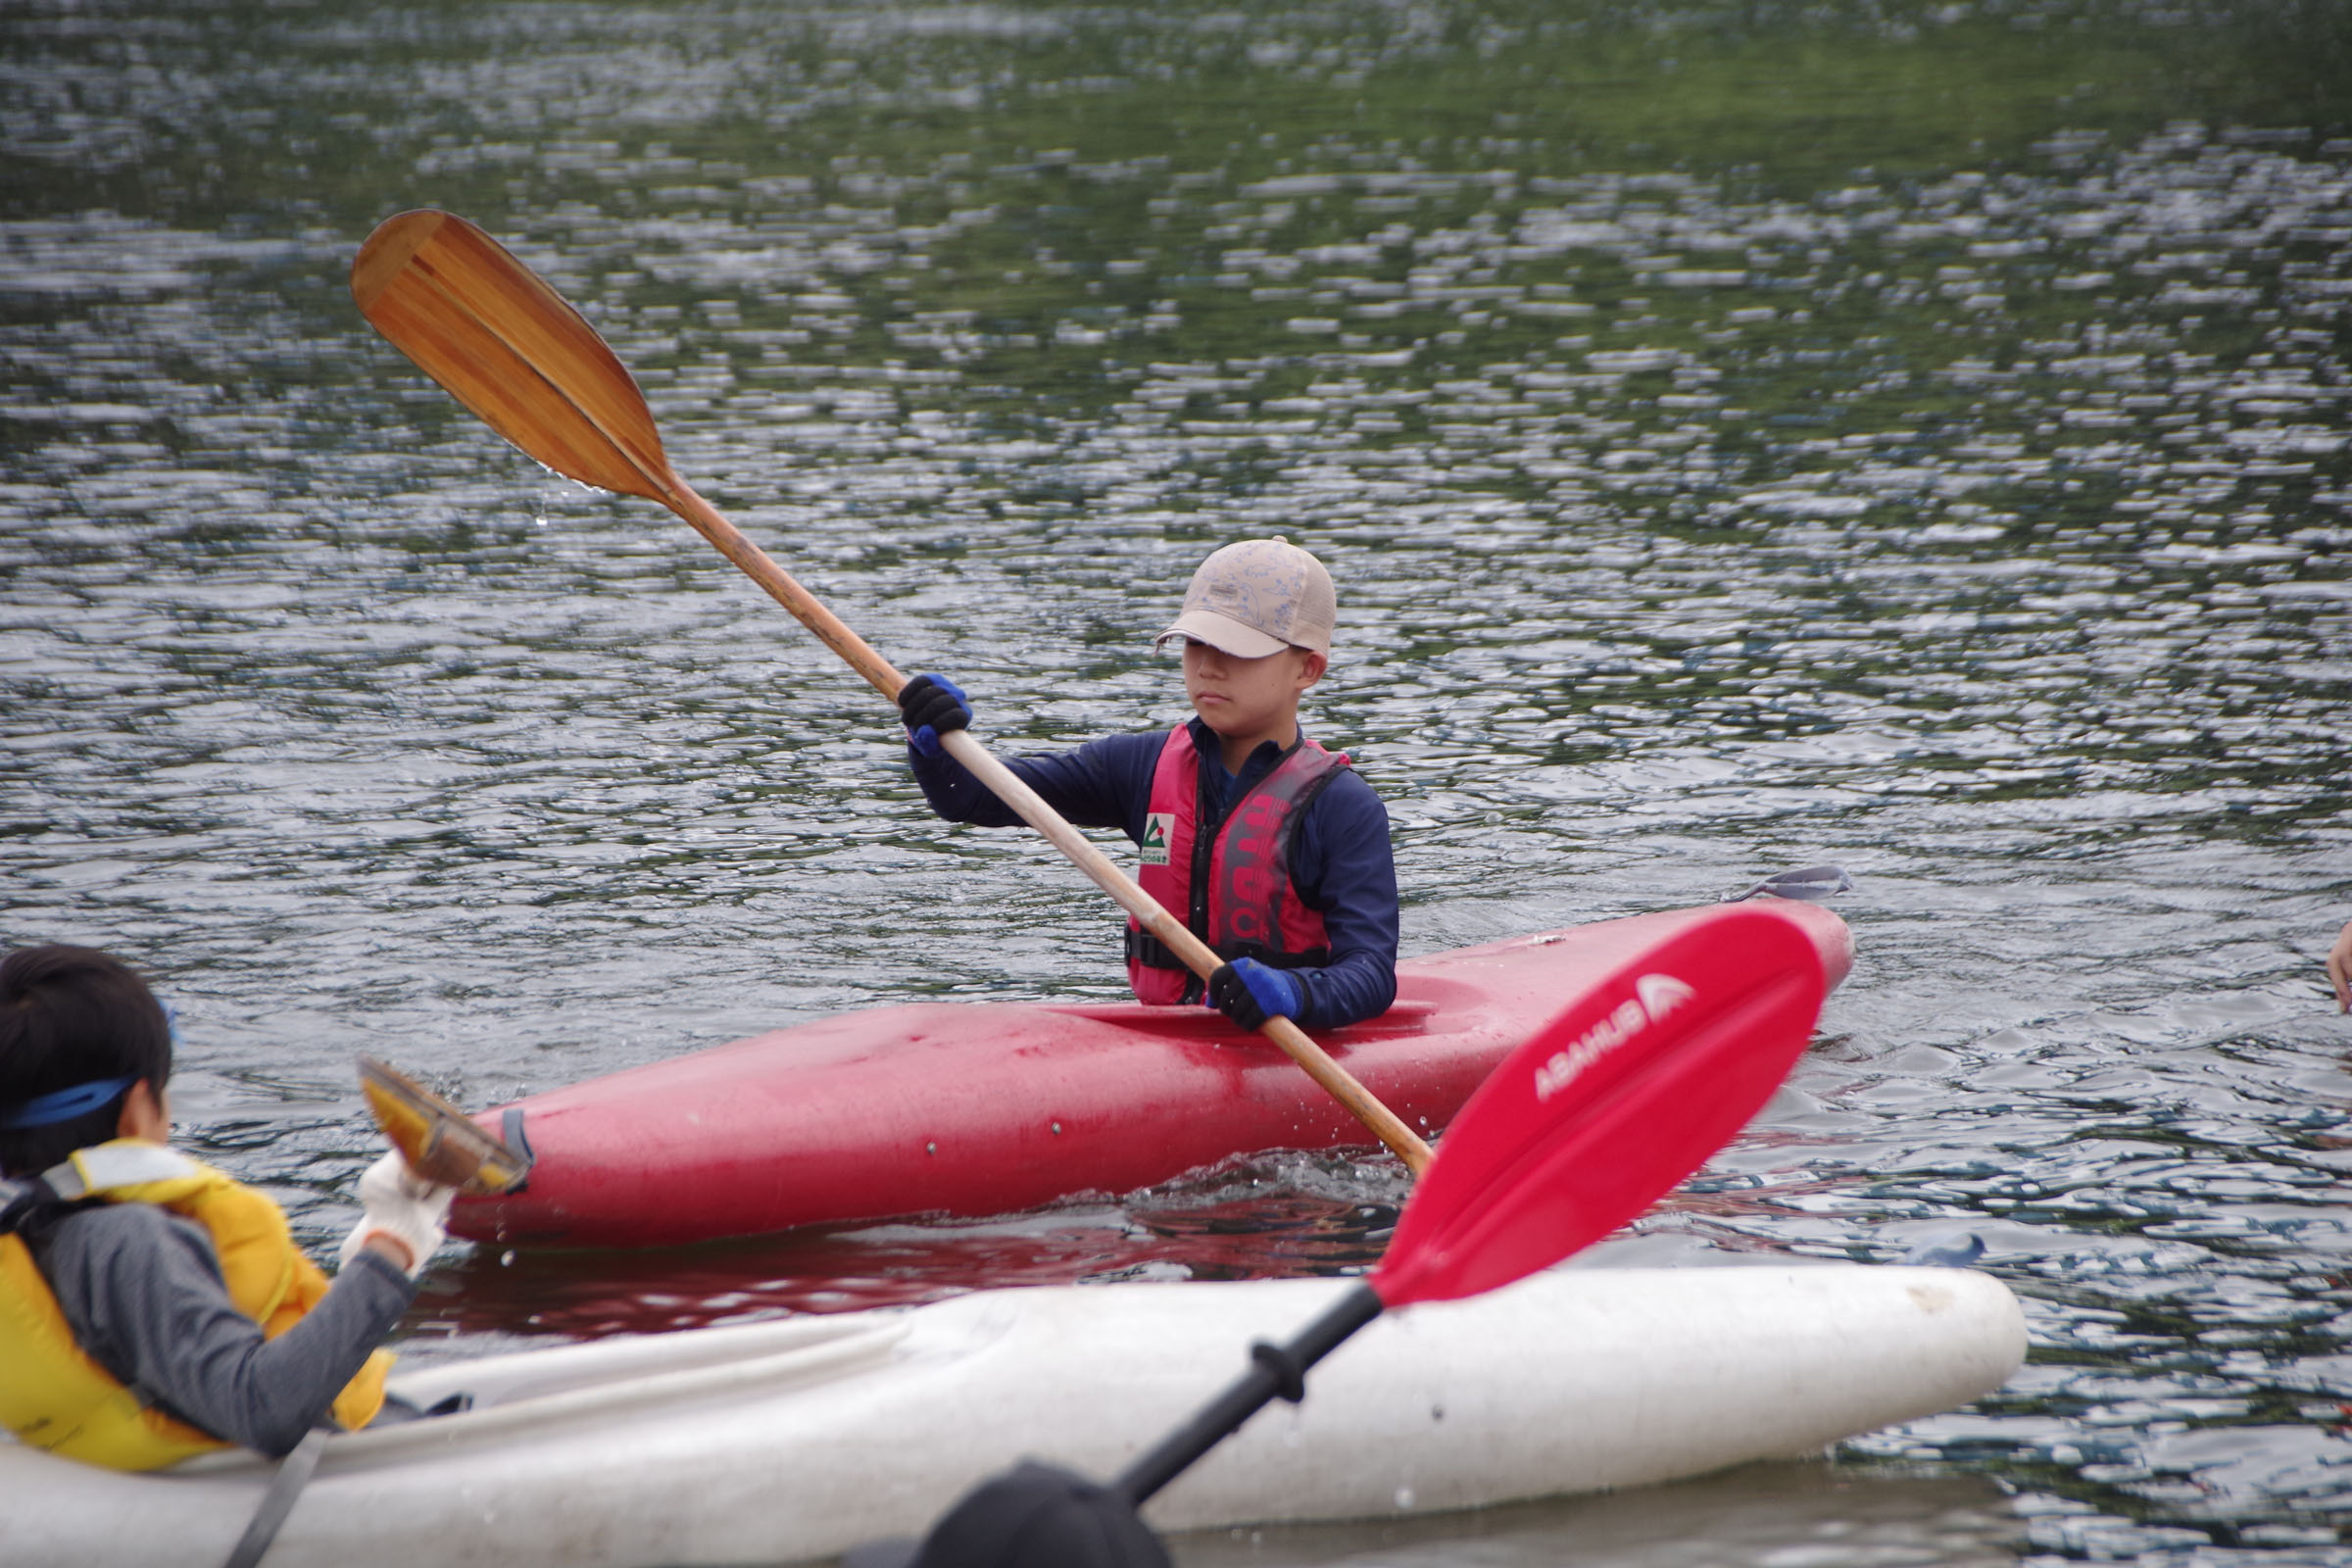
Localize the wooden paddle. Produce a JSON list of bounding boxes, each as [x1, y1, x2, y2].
[[843, 905, 1830, 1564], [349, 209, 1433, 1175]]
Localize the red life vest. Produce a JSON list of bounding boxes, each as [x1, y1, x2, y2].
[[1125, 725, 1349, 1004]]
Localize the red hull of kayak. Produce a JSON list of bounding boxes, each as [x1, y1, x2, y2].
[[453, 901, 1852, 1249]]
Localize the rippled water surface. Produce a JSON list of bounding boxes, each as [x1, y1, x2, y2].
[[4, 1, 2349, 1562]]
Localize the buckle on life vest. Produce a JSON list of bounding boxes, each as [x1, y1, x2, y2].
[[0, 1175, 62, 1236], [1123, 926, 1188, 972], [1216, 944, 1335, 973]]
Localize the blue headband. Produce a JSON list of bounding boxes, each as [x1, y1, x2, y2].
[[0, 1076, 139, 1132]]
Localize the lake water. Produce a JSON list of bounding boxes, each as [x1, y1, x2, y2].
[[3, 1, 2348, 1562]]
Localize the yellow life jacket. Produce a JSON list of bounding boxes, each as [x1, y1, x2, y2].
[[0, 1139, 392, 1471]]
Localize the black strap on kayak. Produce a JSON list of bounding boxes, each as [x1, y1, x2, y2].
[[220, 1427, 326, 1568]]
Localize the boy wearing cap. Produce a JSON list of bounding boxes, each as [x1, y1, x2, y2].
[[897, 538, 1397, 1032], [0, 944, 454, 1469]]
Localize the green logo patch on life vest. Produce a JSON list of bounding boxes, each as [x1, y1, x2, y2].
[[1140, 811, 1174, 866]]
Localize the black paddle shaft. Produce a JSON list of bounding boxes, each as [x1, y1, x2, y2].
[[1114, 1281, 1386, 1506]]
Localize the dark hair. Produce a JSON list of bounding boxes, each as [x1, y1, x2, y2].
[[0, 946, 173, 1177]]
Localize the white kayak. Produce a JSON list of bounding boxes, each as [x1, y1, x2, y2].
[[3, 1265, 2025, 1568]]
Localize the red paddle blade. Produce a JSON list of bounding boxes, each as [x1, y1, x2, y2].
[[1372, 905, 1827, 1307]]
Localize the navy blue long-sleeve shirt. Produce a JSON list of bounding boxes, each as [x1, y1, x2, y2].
[[907, 716, 1398, 1029]]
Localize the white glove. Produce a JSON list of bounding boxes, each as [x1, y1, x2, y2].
[[337, 1151, 456, 1279]]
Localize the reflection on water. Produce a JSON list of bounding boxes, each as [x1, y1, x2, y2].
[[1174, 1465, 2023, 1567], [3, 1, 2349, 1563], [410, 1153, 1406, 1344]]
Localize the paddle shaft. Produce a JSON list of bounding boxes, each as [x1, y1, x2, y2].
[[1115, 1281, 1384, 1506], [639, 480, 1436, 1174]]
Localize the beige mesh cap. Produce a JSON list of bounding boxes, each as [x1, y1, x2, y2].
[[1154, 537, 1336, 659]]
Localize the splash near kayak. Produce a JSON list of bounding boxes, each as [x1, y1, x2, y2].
[[452, 899, 1850, 1249]]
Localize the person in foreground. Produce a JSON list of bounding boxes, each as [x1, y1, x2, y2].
[[0, 944, 454, 1469], [897, 537, 1398, 1033]]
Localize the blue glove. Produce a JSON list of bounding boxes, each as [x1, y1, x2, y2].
[[898, 673, 971, 760], [1206, 958, 1302, 1032]]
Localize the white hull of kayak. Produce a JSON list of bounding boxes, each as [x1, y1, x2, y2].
[[1, 1266, 2025, 1568]]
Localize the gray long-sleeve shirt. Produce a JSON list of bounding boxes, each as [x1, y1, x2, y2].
[[25, 1200, 415, 1458]]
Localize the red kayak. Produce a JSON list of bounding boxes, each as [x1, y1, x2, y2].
[[454, 899, 1852, 1249]]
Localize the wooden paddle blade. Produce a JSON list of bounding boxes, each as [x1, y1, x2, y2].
[[1372, 906, 1826, 1307], [359, 1055, 533, 1197], [351, 209, 674, 504]]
